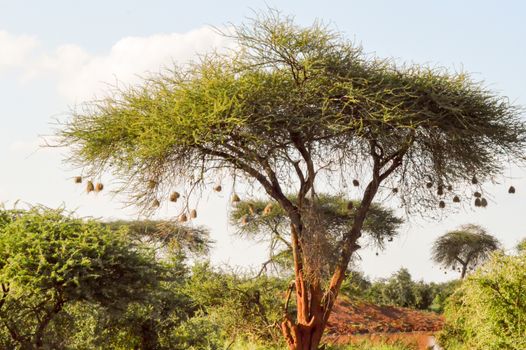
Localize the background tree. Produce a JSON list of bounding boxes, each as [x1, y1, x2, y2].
[[58, 11, 526, 350], [0, 207, 162, 349], [431, 224, 501, 279], [516, 238, 526, 254], [105, 219, 212, 258], [230, 194, 403, 276]]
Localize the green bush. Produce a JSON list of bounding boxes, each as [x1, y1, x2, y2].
[[0, 207, 162, 349], [438, 252, 526, 349], [185, 262, 288, 346], [345, 268, 458, 312]]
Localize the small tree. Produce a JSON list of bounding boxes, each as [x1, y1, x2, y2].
[[230, 194, 403, 276], [98, 220, 212, 350], [0, 207, 161, 349], [58, 11, 526, 349], [431, 224, 500, 279]]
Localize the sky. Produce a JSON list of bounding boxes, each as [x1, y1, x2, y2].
[[1, 0, 525, 282]]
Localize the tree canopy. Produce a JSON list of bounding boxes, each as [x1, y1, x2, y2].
[[59, 13, 525, 215], [57, 10, 526, 350], [431, 224, 501, 279], [0, 207, 162, 349]]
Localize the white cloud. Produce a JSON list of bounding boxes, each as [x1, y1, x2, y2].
[[0, 31, 38, 72], [28, 26, 234, 102]]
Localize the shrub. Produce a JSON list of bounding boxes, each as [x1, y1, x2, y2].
[[438, 252, 526, 349]]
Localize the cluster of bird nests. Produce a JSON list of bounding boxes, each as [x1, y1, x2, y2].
[[73, 173, 518, 225]]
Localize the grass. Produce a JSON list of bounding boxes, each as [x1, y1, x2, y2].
[[327, 340, 417, 350], [229, 339, 416, 350]]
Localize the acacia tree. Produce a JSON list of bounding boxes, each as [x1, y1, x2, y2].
[[105, 219, 212, 257], [0, 207, 162, 349], [230, 194, 402, 276], [58, 12, 526, 350], [432, 224, 501, 279]]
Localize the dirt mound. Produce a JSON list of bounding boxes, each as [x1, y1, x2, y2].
[[326, 298, 444, 335]]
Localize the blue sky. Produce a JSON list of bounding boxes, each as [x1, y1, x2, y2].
[[1, 1, 525, 281]]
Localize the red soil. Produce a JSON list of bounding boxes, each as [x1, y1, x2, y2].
[[324, 298, 444, 348], [327, 298, 444, 335]]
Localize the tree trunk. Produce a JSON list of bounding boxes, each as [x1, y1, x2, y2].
[[140, 319, 159, 350], [460, 263, 468, 279], [280, 285, 327, 350], [280, 222, 360, 350], [280, 221, 330, 350], [33, 298, 63, 348]]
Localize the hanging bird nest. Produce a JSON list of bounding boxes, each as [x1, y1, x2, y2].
[[95, 183, 104, 192], [263, 203, 273, 216], [453, 195, 461, 203], [392, 188, 398, 194], [439, 200, 445, 209], [471, 176, 478, 185], [148, 180, 157, 189], [213, 185, 222, 192], [190, 209, 197, 219], [86, 181, 95, 193], [447, 185, 453, 191], [352, 179, 360, 187], [151, 199, 160, 208], [240, 215, 250, 225], [178, 214, 188, 223], [474, 191, 482, 198], [480, 198, 488, 207], [231, 193, 241, 203], [474, 198, 482, 207], [74, 176, 82, 184], [437, 186, 444, 196], [387, 237, 393, 242], [426, 182, 433, 188], [509, 186, 516, 194], [170, 192, 180, 202], [347, 201, 354, 211]]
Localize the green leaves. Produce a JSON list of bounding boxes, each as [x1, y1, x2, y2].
[[0, 207, 163, 348], [439, 252, 526, 349], [57, 11, 526, 216]]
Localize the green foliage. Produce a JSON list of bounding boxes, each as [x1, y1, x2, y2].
[[231, 194, 403, 276], [185, 262, 288, 346], [341, 268, 459, 312], [232, 194, 403, 249], [438, 252, 526, 349], [0, 207, 162, 349], [427, 280, 462, 314], [58, 11, 526, 215], [516, 238, 526, 253], [105, 219, 212, 256], [340, 270, 372, 299], [55, 10, 526, 348]]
